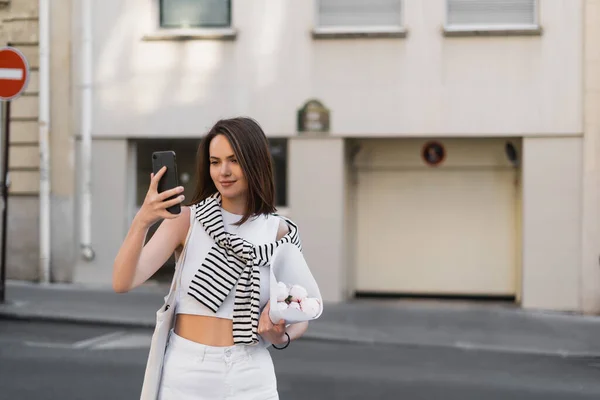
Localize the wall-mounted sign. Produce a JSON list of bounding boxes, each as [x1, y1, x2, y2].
[[422, 141, 446, 166], [297, 99, 330, 133]]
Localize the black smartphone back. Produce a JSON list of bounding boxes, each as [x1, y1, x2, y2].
[[151, 151, 181, 215]]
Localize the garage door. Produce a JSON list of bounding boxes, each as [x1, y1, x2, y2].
[[353, 138, 519, 297]]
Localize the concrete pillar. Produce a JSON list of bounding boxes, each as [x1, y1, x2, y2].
[[288, 136, 346, 303], [581, 0, 600, 314], [522, 137, 582, 311], [49, 0, 76, 282], [74, 139, 129, 286]]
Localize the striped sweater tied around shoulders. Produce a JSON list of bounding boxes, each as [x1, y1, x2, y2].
[[187, 193, 302, 345]]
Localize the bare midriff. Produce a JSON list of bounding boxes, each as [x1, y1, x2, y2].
[[174, 314, 235, 347]]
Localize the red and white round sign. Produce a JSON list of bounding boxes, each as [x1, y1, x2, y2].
[[0, 46, 30, 101]]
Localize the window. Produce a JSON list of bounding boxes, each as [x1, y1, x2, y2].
[[317, 0, 403, 30], [446, 0, 538, 31], [159, 0, 231, 29]]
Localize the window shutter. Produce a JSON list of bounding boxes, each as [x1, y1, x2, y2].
[[319, 0, 403, 27], [447, 0, 536, 27]]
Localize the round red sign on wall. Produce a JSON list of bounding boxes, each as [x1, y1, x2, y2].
[[422, 141, 446, 167], [0, 47, 30, 101]]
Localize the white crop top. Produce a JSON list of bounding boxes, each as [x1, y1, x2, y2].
[[176, 206, 281, 320]]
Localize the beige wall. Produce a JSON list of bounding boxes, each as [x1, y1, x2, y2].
[[50, 0, 74, 198], [0, 1, 39, 196], [522, 136, 582, 311], [1, 0, 76, 281], [84, 0, 581, 138], [581, 0, 600, 314], [288, 137, 346, 302], [0, 0, 40, 280], [5, 197, 39, 280]]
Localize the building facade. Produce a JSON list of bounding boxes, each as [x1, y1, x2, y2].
[[4, 0, 600, 314], [1, 0, 75, 283], [1, 0, 41, 280]]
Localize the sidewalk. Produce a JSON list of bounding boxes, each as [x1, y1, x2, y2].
[[2, 280, 600, 357]]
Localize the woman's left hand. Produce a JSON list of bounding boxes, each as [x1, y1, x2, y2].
[[258, 303, 287, 345]]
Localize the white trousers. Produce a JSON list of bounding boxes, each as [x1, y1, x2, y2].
[[158, 330, 279, 400]]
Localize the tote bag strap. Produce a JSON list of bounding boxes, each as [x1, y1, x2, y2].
[[168, 204, 196, 294]]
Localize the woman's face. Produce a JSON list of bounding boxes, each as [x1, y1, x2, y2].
[[209, 134, 248, 201]]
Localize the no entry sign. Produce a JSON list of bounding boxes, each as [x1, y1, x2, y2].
[[0, 47, 30, 101]]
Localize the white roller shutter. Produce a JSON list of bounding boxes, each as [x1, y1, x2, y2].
[[447, 0, 537, 27], [353, 139, 519, 297], [318, 0, 403, 27]]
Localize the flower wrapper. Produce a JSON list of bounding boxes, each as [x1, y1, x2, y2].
[[268, 243, 323, 324]]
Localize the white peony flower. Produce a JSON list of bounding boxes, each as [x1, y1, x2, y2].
[[276, 281, 290, 302], [276, 301, 289, 311], [288, 302, 301, 310], [289, 284, 308, 302], [300, 297, 321, 318]]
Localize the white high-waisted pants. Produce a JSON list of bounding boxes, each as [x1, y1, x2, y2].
[[158, 330, 279, 400]]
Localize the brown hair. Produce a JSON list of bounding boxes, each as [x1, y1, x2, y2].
[[189, 117, 276, 225]]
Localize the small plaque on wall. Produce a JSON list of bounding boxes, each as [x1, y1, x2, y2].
[[422, 141, 446, 167], [297, 99, 330, 133]]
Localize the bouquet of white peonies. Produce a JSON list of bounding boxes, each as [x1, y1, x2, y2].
[[268, 243, 323, 324], [274, 282, 322, 319]]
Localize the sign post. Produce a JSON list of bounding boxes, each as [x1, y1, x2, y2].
[[0, 46, 30, 303]]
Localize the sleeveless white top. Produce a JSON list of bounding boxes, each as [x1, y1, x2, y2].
[[176, 207, 281, 320]]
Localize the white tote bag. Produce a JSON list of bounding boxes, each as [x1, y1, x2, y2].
[[268, 243, 323, 324], [139, 214, 195, 400]]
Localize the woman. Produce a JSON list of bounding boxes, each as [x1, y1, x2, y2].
[[113, 117, 309, 399]]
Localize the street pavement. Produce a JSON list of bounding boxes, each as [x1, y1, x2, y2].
[[1, 320, 600, 400], [2, 280, 600, 357]]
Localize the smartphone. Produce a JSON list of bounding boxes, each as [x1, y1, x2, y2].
[[151, 151, 181, 215]]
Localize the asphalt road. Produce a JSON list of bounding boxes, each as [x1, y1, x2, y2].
[[1, 320, 599, 400]]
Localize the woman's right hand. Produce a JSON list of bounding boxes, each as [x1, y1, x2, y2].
[[135, 166, 185, 229]]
